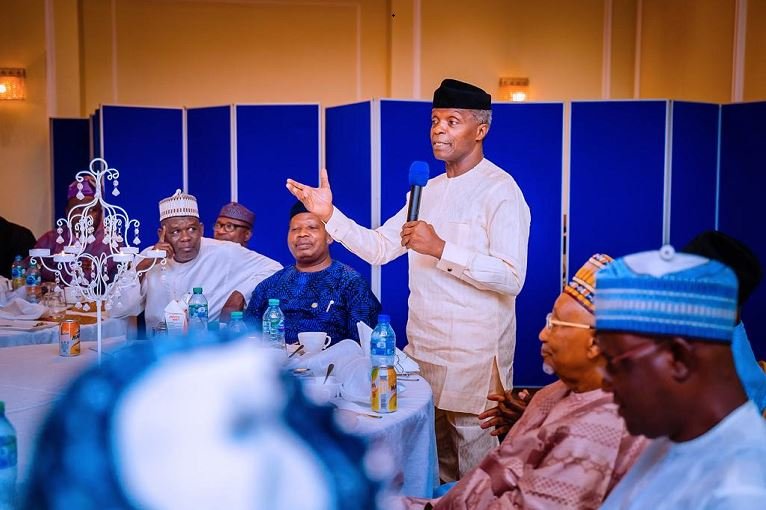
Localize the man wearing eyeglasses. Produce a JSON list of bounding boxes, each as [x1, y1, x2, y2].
[[213, 202, 255, 247], [596, 247, 766, 510], [404, 255, 647, 509]]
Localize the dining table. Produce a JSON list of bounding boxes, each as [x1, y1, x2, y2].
[[0, 336, 439, 500]]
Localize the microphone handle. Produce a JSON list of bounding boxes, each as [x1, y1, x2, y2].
[[407, 185, 423, 222]]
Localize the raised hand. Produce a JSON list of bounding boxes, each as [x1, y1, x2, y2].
[[478, 389, 530, 437], [400, 221, 446, 259], [137, 225, 175, 273], [285, 168, 334, 222]]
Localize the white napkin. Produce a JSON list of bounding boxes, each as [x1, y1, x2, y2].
[[356, 320, 420, 374], [0, 297, 47, 320]]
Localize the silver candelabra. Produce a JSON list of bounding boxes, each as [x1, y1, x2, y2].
[[30, 157, 166, 362]]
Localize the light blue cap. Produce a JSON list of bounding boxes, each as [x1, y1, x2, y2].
[[595, 246, 738, 342]]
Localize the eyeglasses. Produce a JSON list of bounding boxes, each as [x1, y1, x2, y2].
[[600, 341, 664, 374], [545, 312, 594, 331], [214, 222, 250, 233]]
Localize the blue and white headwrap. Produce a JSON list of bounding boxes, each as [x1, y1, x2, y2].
[[595, 246, 738, 342]]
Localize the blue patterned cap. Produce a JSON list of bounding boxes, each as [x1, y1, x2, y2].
[[595, 246, 738, 342]]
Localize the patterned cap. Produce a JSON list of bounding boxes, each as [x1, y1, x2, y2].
[[595, 246, 738, 342], [159, 189, 199, 221], [67, 177, 96, 200], [218, 202, 255, 228], [564, 254, 614, 313]]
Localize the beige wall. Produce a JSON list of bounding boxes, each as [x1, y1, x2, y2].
[[2, 0, 765, 239], [0, 0, 50, 238], [640, 0, 735, 102]]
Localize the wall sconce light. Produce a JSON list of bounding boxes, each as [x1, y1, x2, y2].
[[0, 68, 26, 100], [498, 77, 529, 102]]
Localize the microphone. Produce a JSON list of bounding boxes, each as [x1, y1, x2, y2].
[[407, 161, 430, 222]]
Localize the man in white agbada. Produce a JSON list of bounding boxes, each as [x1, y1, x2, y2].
[[114, 190, 281, 330], [286, 79, 531, 481]]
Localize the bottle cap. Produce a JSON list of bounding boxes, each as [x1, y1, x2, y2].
[[377, 314, 391, 323], [193, 287, 203, 294], [0, 401, 4, 414], [268, 298, 280, 306], [231, 311, 244, 319], [14, 255, 22, 261]]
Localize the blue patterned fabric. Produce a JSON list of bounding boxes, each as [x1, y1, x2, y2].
[[245, 260, 381, 344], [595, 250, 738, 342], [733, 322, 766, 413]]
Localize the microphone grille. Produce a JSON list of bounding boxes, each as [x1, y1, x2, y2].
[[408, 161, 430, 187]]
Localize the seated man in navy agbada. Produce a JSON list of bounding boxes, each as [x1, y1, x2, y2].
[[246, 201, 381, 345]]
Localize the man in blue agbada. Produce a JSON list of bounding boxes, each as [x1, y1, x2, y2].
[[596, 246, 766, 510], [246, 201, 381, 345]]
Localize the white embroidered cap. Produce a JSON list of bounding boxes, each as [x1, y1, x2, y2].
[[159, 189, 199, 221]]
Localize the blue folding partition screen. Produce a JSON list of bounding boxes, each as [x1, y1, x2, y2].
[[100, 105, 184, 250], [720, 101, 766, 359], [570, 101, 667, 267], [49, 98, 764, 376], [669, 101, 720, 247], [325, 102, 374, 283], [484, 103, 564, 386], [187, 105, 232, 234], [236, 104, 320, 267], [50, 118, 91, 222]]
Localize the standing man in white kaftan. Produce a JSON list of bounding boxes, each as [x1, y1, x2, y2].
[[286, 79, 531, 481], [113, 190, 281, 332]]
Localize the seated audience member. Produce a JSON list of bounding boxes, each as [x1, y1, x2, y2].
[[596, 247, 766, 509], [683, 230, 766, 412], [0, 215, 36, 279], [22, 335, 387, 510], [213, 202, 255, 247], [246, 201, 381, 344], [31, 178, 116, 281], [114, 190, 281, 330], [403, 255, 648, 510]]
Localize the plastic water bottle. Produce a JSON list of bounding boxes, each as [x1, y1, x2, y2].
[[262, 299, 286, 351], [228, 311, 248, 338], [188, 287, 209, 333], [10, 256, 25, 291], [25, 259, 42, 303], [0, 401, 17, 510], [370, 314, 397, 413]]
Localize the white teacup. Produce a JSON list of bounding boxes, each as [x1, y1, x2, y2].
[[298, 331, 332, 354]]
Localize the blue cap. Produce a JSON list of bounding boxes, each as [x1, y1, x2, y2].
[[268, 298, 280, 306], [595, 246, 738, 342], [408, 161, 430, 187], [377, 314, 391, 323]]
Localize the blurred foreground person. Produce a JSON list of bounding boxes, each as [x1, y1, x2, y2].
[[23, 336, 387, 509], [683, 230, 766, 412], [596, 247, 766, 509], [403, 255, 647, 509]]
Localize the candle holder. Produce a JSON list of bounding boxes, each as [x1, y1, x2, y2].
[[30, 158, 165, 362]]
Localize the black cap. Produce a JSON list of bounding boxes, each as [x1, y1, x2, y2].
[[682, 230, 763, 306], [289, 201, 310, 220], [432, 79, 491, 110]]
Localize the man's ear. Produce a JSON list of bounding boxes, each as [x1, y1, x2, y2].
[[244, 229, 252, 242], [586, 335, 601, 360], [199, 222, 204, 237], [666, 337, 695, 382], [476, 123, 489, 142]]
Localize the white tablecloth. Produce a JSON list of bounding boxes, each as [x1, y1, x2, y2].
[[0, 340, 438, 498], [0, 317, 128, 348]]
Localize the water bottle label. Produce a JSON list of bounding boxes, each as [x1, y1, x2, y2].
[[0, 435, 17, 469], [189, 304, 208, 319]]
